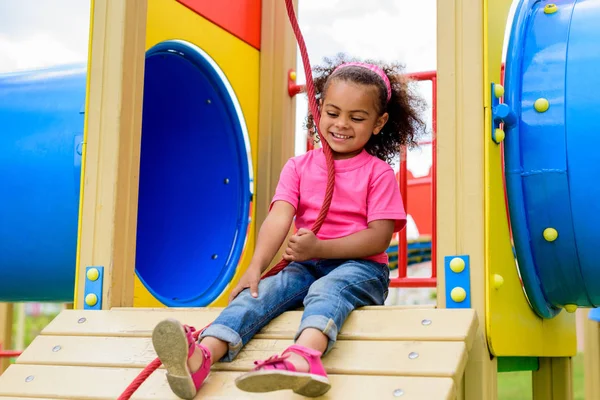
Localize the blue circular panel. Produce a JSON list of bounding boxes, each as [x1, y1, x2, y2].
[[135, 40, 251, 306]]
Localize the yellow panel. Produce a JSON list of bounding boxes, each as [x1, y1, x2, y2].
[[133, 0, 260, 307], [484, 0, 576, 356]]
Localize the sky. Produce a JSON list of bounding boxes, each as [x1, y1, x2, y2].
[[0, 0, 516, 182], [293, 0, 437, 176], [0, 0, 90, 72]]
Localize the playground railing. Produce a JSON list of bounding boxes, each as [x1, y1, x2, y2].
[[390, 70, 437, 288]]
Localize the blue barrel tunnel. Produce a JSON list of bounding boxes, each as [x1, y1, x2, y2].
[[0, 40, 253, 305], [504, 0, 600, 318], [0, 65, 86, 302]]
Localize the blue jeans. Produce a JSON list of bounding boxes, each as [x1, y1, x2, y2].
[[200, 258, 390, 362]]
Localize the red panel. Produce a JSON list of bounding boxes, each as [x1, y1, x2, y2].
[[399, 169, 433, 236], [177, 0, 261, 50]]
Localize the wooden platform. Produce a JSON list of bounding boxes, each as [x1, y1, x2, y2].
[[0, 306, 478, 399]]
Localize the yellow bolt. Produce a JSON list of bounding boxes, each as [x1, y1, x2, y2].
[[290, 71, 297, 81], [565, 304, 577, 313], [543, 227, 558, 242], [544, 4, 558, 14], [534, 98, 549, 112], [494, 84, 505, 98], [86, 268, 99, 281], [494, 128, 505, 143], [451, 287, 467, 303], [85, 293, 98, 307], [449, 257, 465, 273], [493, 274, 504, 289]]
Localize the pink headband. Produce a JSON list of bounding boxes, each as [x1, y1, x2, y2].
[[333, 62, 392, 102]]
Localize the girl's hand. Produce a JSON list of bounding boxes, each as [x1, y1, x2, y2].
[[228, 266, 261, 303], [284, 228, 321, 262]]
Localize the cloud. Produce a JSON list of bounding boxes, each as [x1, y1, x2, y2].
[[0, 34, 86, 73], [0, 0, 90, 73]]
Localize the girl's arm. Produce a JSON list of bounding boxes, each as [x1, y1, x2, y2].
[[314, 219, 395, 259], [284, 220, 395, 262], [248, 200, 297, 273]]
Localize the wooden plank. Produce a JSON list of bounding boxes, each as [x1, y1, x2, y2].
[[17, 336, 468, 379], [0, 398, 63, 400], [42, 308, 477, 347], [0, 365, 455, 400], [0, 398, 62, 400]]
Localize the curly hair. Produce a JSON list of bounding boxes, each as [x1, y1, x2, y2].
[[305, 53, 428, 164]]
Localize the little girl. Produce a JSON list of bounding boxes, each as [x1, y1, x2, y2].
[[151, 55, 426, 399]]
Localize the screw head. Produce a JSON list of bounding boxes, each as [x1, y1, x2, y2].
[[78, 317, 87, 324], [408, 352, 419, 359], [25, 375, 34, 382], [52, 345, 62, 352], [212, 254, 218, 260], [393, 388, 405, 396], [421, 319, 432, 326], [224, 178, 230, 184]]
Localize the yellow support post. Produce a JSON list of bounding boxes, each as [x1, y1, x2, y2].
[[533, 357, 573, 400], [0, 303, 13, 373], [74, 0, 148, 309], [256, 0, 298, 270], [584, 309, 600, 400], [436, 0, 496, 398]]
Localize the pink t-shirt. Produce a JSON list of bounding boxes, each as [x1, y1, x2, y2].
[[270, 148, 406, 264]]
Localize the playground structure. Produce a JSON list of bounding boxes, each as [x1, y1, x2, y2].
[[2, 0, 600, 399]]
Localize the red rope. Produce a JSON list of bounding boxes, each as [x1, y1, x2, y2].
[[117, 0, 335, 398]]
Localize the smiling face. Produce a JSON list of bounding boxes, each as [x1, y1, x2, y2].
[[319, 79, 389, 159]]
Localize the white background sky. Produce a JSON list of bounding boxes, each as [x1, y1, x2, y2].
[[0, 0, 516, 179]]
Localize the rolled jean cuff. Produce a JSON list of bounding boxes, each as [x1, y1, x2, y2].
[[294, 315, 339, 355], [200, 323, 243, 362]]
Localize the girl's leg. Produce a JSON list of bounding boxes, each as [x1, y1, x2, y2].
[[152, 261, 316, 398], [295, 259, 389, 355], [200, 261, 316, 362], [188, 336, 227, 370], [285, 328, 327, 371], [235, 259, 389, 397]]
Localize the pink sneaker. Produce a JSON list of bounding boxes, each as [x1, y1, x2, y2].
[[235, 344, 331, 397], [152, 319, 211, 399]]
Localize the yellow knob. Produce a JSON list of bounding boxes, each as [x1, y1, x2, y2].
[[564, 304, 577, 313], [544, 4, 558, 14], [85, 293, 98, 307], [543, 228, 558, 242], [493, 274, 504, 289], [534, 98, 549, 112], [290, 71, 297, 81], [494, 128, 505, 143], [450, 287, 467, 303], [449, 257, 465, 273], [86, 268, 99, 281], [494, 84, 505, 98]]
